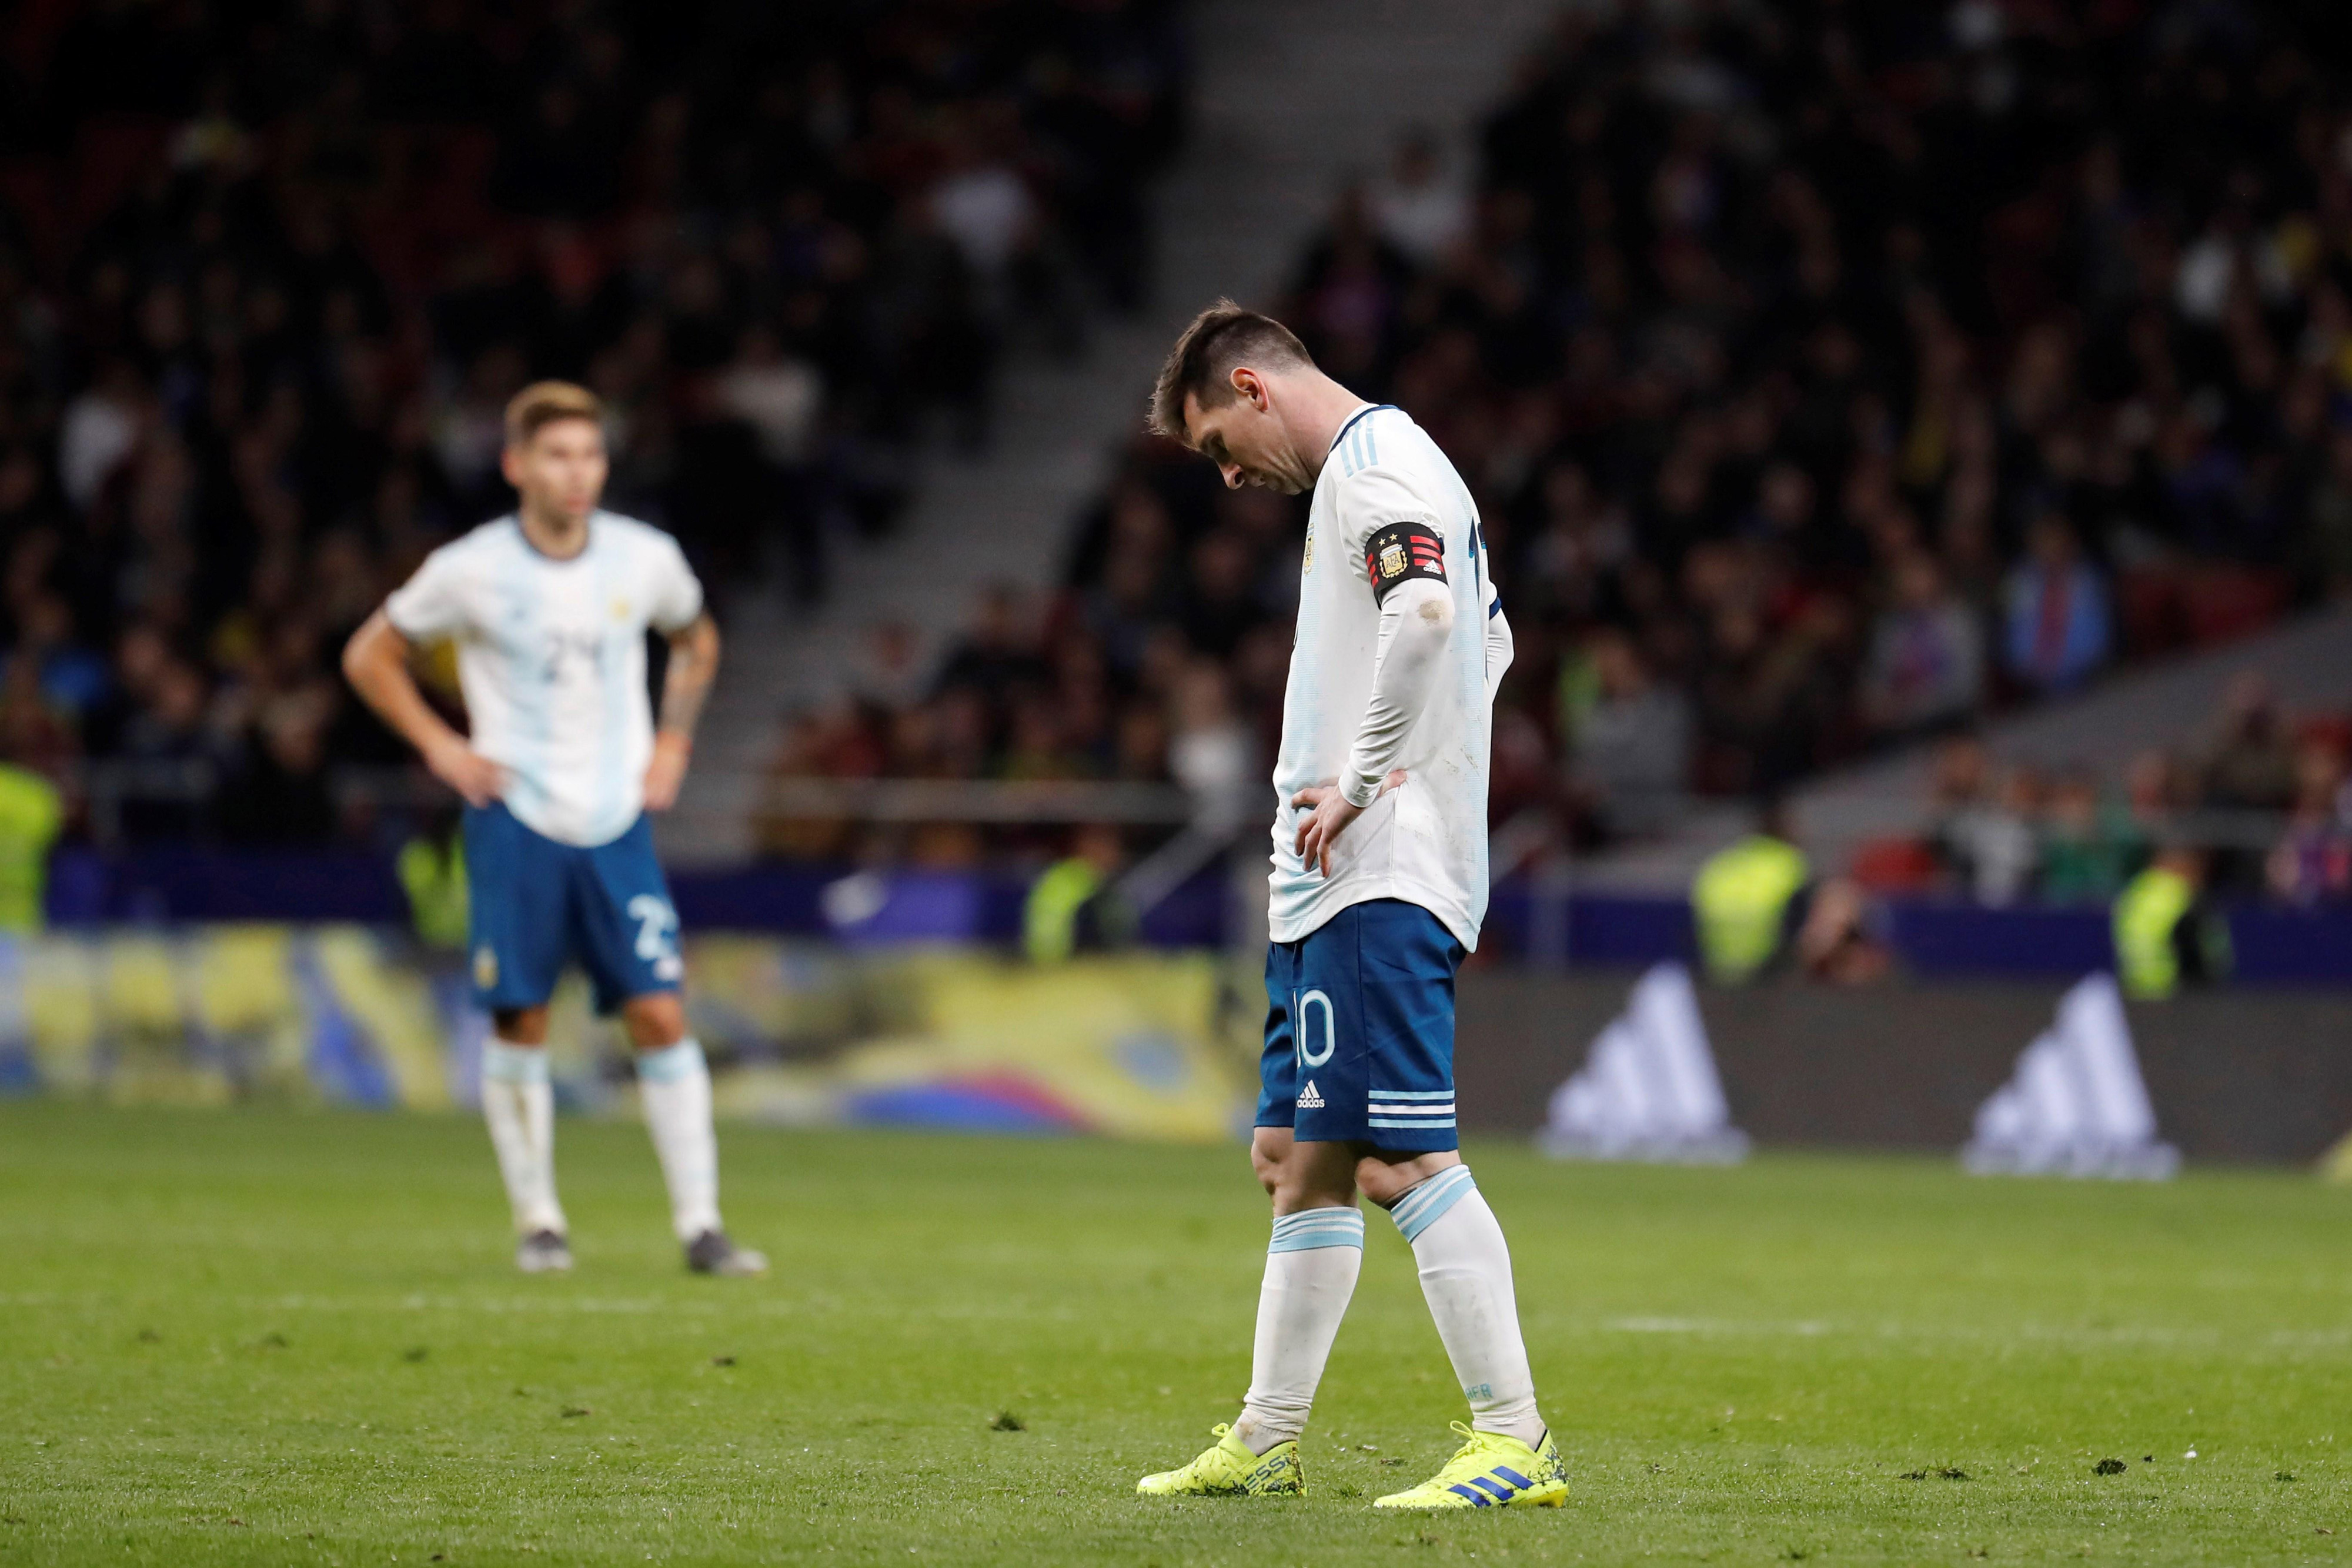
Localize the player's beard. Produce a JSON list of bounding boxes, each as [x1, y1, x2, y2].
[[1240, 462, 1307, 495]]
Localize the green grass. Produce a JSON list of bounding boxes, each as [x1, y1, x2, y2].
[[1, 1105, 2348, 1566]]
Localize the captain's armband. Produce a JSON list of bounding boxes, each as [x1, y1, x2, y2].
[[1363, 521, 1447, 604]]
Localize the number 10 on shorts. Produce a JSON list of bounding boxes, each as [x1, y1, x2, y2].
[[1294, 988, 1335, 1071]]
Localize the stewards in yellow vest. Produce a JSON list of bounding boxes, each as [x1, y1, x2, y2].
[[0, 763, 61, 934], [2113, 847, 2227, 999], [397, 830, 470, 950], [1693, 810, 1810, 985], [1024, 824, 1133, 964]]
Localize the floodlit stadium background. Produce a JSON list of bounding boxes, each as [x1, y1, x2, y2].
[[0, 0, 2350, 1149], [9, 4, 2352, 1565]]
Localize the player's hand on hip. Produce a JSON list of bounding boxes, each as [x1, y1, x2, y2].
[[642, 731, 691, 811], [425, 735, 506, 808], [1291, 771, 1404, 878]]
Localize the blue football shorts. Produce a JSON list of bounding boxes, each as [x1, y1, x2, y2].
[[1255, 897, 1466, 1152], [462, 802, 683, 1015]]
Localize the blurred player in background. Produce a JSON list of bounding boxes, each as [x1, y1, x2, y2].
[[343, 382, 764, 1278], [1135, 305, 1562, 1510]]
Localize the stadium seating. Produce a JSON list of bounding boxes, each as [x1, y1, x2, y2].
[[0, 0, 1189, 847], [770, 1, 2352, 915]]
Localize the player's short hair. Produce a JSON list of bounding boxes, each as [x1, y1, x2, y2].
[[1148, 300, 1312, 443], [505, 380, 604, 449]]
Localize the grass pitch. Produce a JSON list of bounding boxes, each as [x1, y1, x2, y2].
[[1, 1105, 2348, 1566]]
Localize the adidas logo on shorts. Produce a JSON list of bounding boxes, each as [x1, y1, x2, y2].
[[1297, 1079, 1325, 1109]]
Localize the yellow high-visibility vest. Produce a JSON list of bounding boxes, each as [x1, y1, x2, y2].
[[0, 764, 62, 934], [1024, 857, 1102, 965], [397, 834, 470, 950], [1693, 834, 1809, 984], [2113, 865, 2194, 999]]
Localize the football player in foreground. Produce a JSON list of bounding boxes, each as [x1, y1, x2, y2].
[[344, 380, 764, 1278], [1134, 304, 1562, 1510]]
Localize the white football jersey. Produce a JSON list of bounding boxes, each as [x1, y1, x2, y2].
[[385, 511, 704, 847], [1269, 404, 1508, 950]]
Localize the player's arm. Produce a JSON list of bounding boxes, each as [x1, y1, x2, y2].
[[1294, 518, 1454, 878], [341, 610, 505, 807], [643, 611, 720, 811]]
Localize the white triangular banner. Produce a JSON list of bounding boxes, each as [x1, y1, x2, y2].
[[1541, 962, 1749, 1163], [1963, 973, 2179, 1180]]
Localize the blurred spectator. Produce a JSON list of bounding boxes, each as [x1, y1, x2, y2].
[[0, 761, 61, 932], [2039, 770, 2145, 905], [1692, 800, 1809, 986], [1167, 661, 1255, 827], [2303, 427, 2352, 599], [1936, 763, 2044, 907], [2266, 742, 2352, 907], [2198, 672, 2298, 811], [936, 584, 1050, 710], [1568, 629, 1690, 840], [2115, 846, 2231, 1000], [1860, 554, 1984, 740], [1023, 823, 1135, 964], [1369, 128, 1469, 266], [2122, 748, 2183, 843], [2003, 514, 2112, 694], [1795, 877, 1893, 987]]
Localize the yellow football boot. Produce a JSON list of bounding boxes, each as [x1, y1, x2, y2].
[[1374, 1422, 1568, 1510], [1137, 1423, 1305, 1496]]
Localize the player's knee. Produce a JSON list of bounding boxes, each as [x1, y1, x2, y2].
[[1356, 1150, 1459, 1210], [1354, 1157, 1414, 1209], [1263, 1139, 1357, 1213], [622, 993, 687, 1050], [492, 1007, 549, 1045], [1248, 1131, 1287, 1195]]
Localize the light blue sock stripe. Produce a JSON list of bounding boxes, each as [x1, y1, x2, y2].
[[636, 1038, 706, 1084], [482, 1041, 549, 1085], [1392, 1165, 1474, 1223], [1269, 1208, 1364, 1253], [1272, 1215, 1364, 1240], [1368, 1090, 1455, 1101], [1390, 1166, 1477, 1244]]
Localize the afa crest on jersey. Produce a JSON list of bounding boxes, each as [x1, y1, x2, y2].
[[1364, 520, 1448, 601]]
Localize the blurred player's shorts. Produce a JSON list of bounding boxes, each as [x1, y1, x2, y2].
[[462, 803, 683, 1015]]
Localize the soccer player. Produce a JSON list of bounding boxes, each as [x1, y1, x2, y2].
[[1135, 305, 1562, 1509], [343, 381, 765, 1278]]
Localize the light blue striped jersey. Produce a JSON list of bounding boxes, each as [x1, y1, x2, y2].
[[385, 511, 702, 847], [1271, 404, 1510, 951]]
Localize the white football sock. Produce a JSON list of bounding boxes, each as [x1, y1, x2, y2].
[[481, 1040, 564, 1235], [1232, 1206, 1364, 1455], [1391, 1166, 1546, 1449], [637, 1039, 721, 1242]]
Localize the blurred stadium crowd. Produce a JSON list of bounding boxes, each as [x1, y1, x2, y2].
[[774, 0, 2352, 907], [0, 0, 1187, 844], [1889, 671, 2351, 908]]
